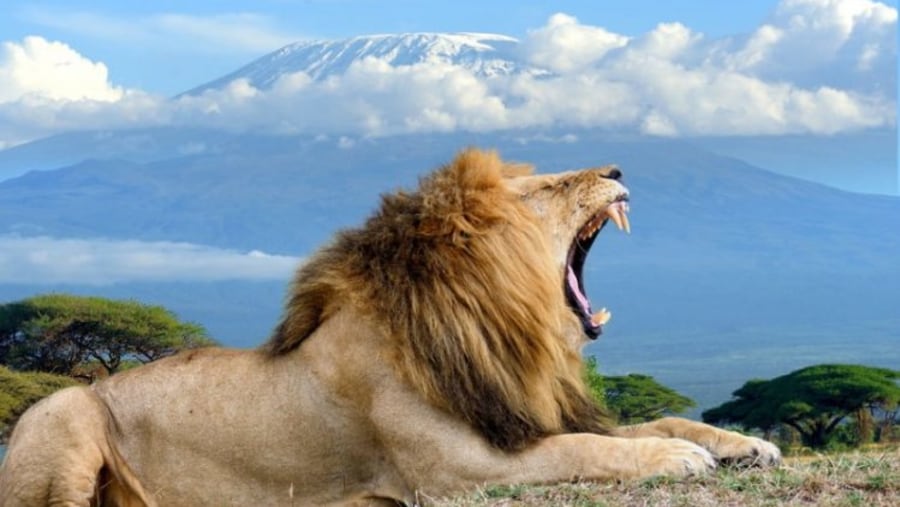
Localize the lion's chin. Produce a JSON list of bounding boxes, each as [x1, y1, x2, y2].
[[565, 199, 630, 339]]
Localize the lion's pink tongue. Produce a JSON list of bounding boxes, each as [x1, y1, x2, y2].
[[567, 265, 591, 313]]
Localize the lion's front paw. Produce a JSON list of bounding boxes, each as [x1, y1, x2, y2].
[[712, 434, 782, 467], [632, 437, 717, 479]]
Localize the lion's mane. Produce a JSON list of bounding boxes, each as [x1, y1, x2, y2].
[[266, 149, 611, 450]]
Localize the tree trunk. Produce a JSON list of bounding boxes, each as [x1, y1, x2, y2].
[[856, 408, 874, 444]]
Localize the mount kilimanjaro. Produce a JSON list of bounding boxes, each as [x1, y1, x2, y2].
[[183, 32, 533, 95]]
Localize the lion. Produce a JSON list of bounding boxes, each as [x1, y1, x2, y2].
[[0, 148, 780, 506]]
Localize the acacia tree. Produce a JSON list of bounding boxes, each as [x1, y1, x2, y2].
[[583, 357, 695, 424], [0, 294, 215, 379], [703, 364, 900, 448], [603, 373, 696, 424]]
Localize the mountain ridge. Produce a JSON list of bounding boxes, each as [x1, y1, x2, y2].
[[181, 32, 531, 96], [1, 132, 897, 266]]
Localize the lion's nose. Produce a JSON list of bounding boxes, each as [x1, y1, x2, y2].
[[601, 168, 622, 181]]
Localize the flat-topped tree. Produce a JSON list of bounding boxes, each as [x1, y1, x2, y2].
[[0, 294, 215, 379], [583, 357, 695, 424], [703, 364, 900, 448], [604, 373, 696, 424]]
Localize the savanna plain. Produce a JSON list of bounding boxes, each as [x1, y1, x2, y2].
[[434, 447, 899, 506]]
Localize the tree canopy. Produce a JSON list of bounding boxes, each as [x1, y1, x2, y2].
[[603, 373, 696, 424], [0, 294, 215, 379], [583, 357, 695, 424], [702, 364, 900, 448]]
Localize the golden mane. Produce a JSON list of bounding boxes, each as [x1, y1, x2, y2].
[[266, 148, 611, 450]]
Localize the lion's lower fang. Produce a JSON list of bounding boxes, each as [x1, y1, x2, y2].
[[591, 308, 611, 326]]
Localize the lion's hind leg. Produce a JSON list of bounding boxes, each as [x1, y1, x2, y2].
[[0, 386, 152, 507]]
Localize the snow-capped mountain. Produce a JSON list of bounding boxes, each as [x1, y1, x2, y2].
[[183, 32, 532, 95]]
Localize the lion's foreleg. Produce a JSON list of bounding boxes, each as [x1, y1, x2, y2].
[[612, 417, 781, 466], [388, 430, 719, 500], [490, 433, 718, 483], [371, 392, 716, 500]]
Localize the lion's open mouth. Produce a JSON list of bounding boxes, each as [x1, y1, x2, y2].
[[565, 196, 630, 339]]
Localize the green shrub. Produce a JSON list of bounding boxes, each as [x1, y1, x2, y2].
[[0, 365, 78, 439]]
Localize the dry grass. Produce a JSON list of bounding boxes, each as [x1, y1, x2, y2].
[[433, 447, 899, 507]]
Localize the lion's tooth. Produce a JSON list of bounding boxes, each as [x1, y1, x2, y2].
[[591, 308, 611, 326], [580, 216, 603, 240], [608, 206, 624, 231], [622, 210, 631, 234]]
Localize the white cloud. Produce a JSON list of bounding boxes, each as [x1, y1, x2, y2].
[[0, 87, 166, 147], [0, 36, 124, 103], [0, 0, 895, 146], [171, 59, 513, 136], [723, 0, 897, 93], [632, 22, 703, 60], [0, 236, 300, 285], [0, 36, 167, 145], [522, 13, 629, 73]]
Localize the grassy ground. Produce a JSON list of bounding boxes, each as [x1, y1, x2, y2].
[[433, 448, 899, 507]]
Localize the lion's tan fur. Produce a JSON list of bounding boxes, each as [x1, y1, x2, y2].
[[0, 149, 780, 507], [268, 149, 609, 450]]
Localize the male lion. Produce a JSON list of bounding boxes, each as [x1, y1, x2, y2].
[[0, 149, 780, 506]]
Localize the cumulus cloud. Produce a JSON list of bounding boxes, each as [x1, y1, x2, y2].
[[0, 36, 123, 103], [0, 0, 895, 146], [522, 13, 629, 73], [0, 36, 166, 146], [720, 0, 897, 93], [0, 236, 300, 285]]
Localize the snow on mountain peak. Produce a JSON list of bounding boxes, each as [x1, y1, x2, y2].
[[183, 32, 527, 95]]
